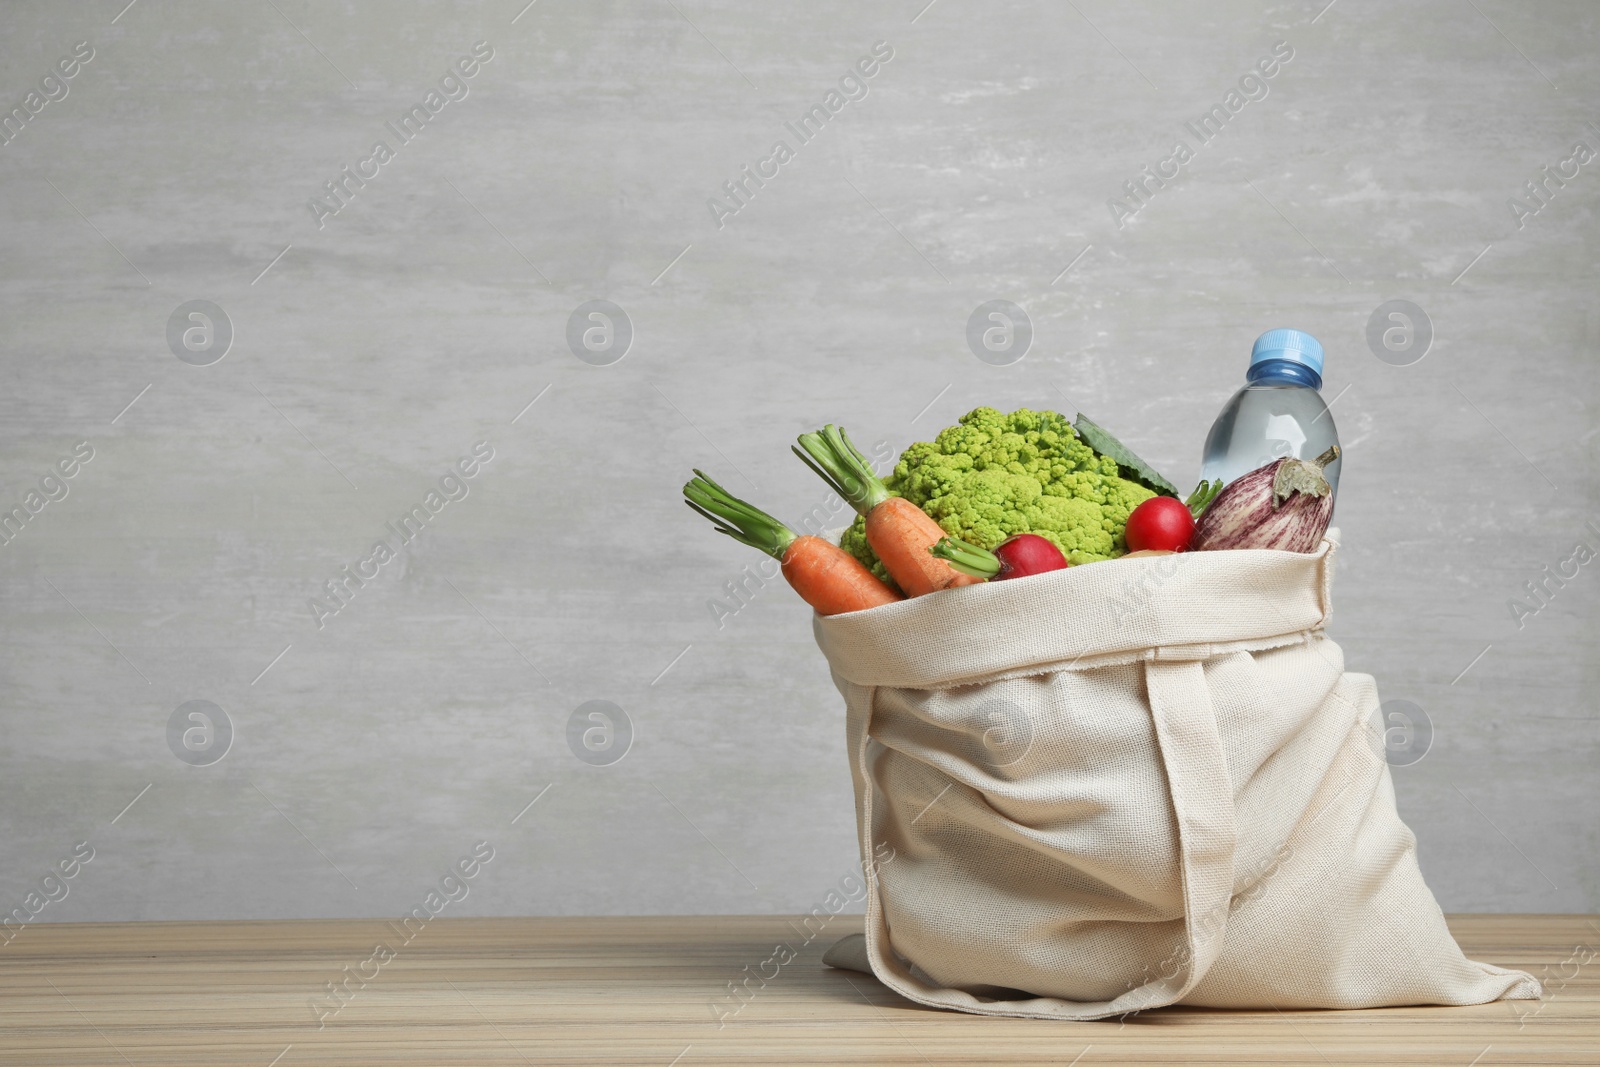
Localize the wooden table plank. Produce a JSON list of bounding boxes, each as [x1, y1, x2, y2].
[[0, 915, 1594, 1065]]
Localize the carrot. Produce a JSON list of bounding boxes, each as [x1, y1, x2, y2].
[[778, 535, 902, 615], [683, 470, 902, 616], [793, 426, 980, 597]]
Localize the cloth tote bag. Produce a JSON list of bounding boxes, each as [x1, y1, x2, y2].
[[813, 535, 1539, 1019]]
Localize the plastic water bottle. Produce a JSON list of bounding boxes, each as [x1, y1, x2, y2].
[[1200, 328, 1341, 497]]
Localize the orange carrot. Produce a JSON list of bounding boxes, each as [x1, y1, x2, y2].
[[793, 426, 980, 597], [779, 534, 902, 615], [864, 496, 979, 596], [683, 471, 901, 616]]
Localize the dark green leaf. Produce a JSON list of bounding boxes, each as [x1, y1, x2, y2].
[[1073, 413, 1179, 497]]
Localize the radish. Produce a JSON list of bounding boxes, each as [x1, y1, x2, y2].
[[1124, 496, 1195, 553], [929, 534, 1069, 581]]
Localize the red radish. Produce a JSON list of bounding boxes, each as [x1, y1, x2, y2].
[[929, 533, 1069, 581], [992, 534, 1069, 578], [1124, 496, 1195, 553]]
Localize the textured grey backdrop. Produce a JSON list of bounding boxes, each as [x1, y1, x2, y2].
[[0, 0, 1594, 924]]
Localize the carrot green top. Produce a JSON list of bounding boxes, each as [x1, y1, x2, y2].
[[793, 425, 892, 516], [928, 535, 1002, 579], [683, 471, 796, 560]]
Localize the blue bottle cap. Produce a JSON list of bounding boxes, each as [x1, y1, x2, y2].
[[1250, 328, 1324, 376]]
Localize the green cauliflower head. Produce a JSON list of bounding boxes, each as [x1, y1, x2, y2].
[[841, 406, 1156, 578]]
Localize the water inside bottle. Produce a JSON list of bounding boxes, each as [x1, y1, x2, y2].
[[1200, 366, 1341, 497]]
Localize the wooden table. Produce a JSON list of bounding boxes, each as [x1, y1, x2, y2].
[[1, 915, 1594, 1065]]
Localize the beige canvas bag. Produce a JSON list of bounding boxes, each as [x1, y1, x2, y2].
[[813, 534, 1539, 1019]]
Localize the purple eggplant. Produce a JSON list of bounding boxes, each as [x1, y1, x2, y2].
[[1192, 445, 1340, 553]]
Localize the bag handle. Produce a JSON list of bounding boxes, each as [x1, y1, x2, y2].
[[1124, 659, 1239, 1009], [858, 658, 1238, 1020]]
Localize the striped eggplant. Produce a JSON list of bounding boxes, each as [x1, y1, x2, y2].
[[1192, 445, 1340, 553]]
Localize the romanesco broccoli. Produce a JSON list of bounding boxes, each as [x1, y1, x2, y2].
[[841, 407, 1156, 576]]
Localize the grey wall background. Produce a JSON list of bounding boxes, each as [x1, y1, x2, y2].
[[0, 0, 1594, 924]]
